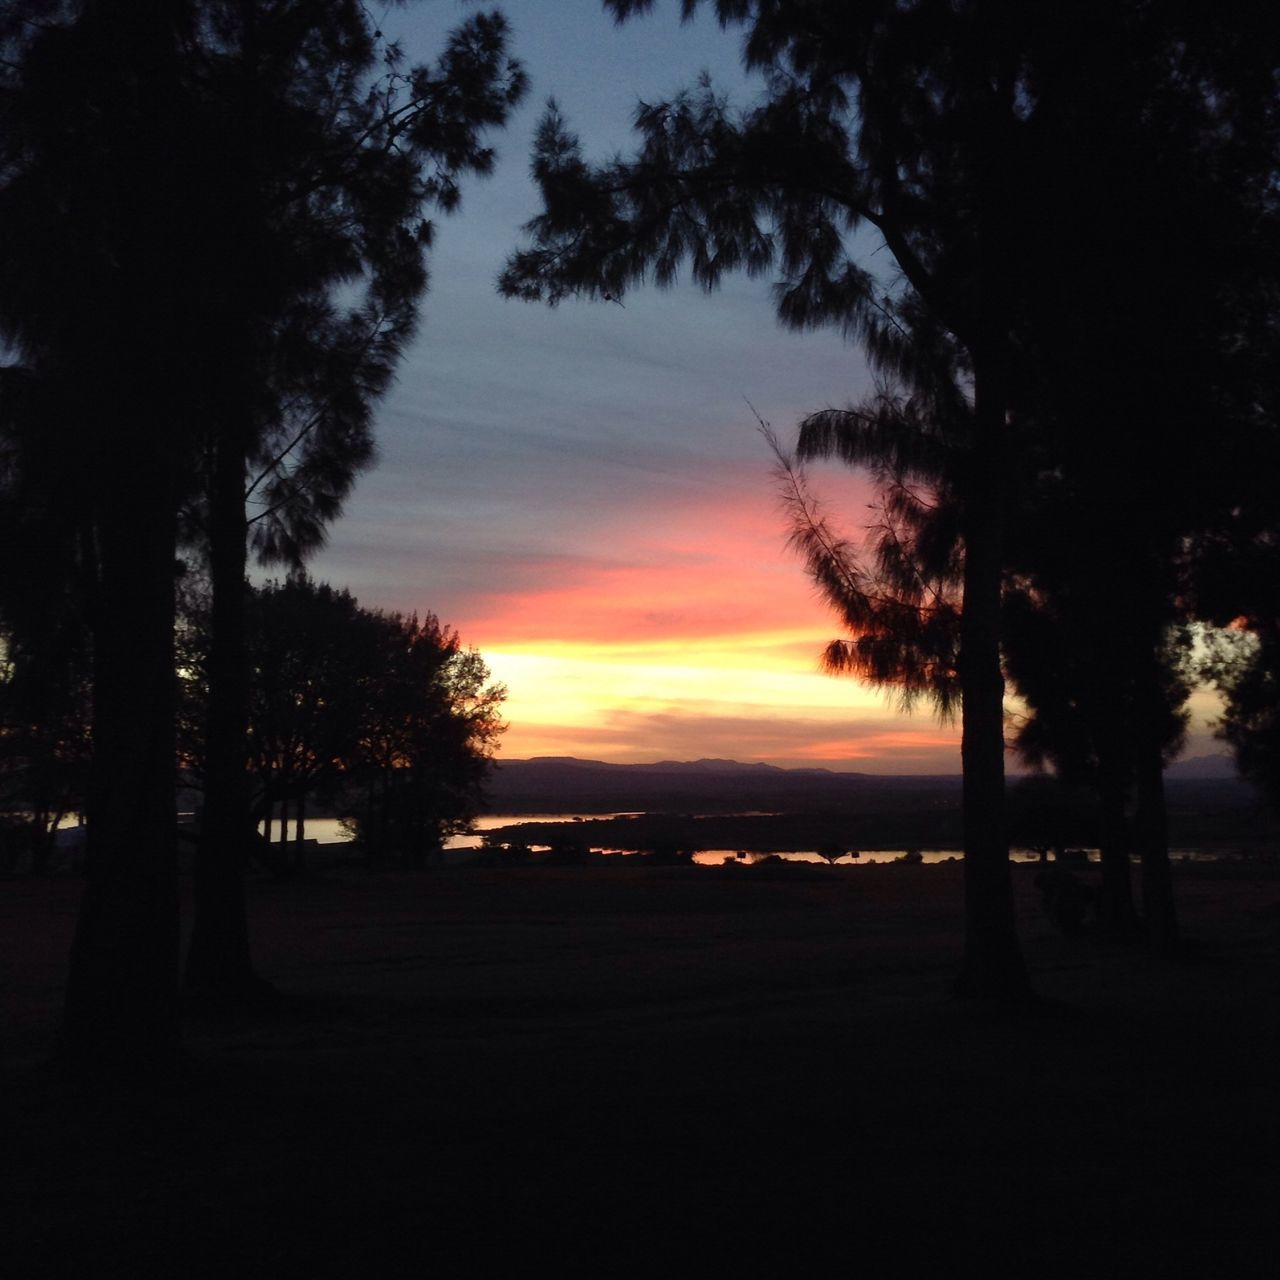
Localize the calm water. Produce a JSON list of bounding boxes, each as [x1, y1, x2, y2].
[[49, 811, 1220, 864], [260, 814, 617, 849], [264, 814, 1106, 865]]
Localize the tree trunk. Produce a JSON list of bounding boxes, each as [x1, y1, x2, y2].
[[62, 460, 182, 1067], [1134, 712, 1179, 958], [955, 488, 1027, 996], [49, 1, 193, 1067], [185, 428, 264, 1003], [953, 103, 1030, 997], [294, 792, 307, 873], [1095, 750, 1140, 938], [32, 804, 56, 877]]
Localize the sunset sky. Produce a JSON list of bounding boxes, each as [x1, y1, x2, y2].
[[305, 0, 1219, 772]]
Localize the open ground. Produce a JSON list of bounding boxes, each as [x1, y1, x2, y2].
[[3, 860, 1278, 1276]]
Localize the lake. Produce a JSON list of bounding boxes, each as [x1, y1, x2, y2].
[[266, 814, 1100, 865]]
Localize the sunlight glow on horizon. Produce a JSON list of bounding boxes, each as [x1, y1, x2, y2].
[[418, 452, 979, 772], [395, 450, 1227, 774], [481, 639, 964, 772]]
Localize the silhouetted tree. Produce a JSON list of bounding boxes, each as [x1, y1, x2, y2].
[[1, 1, 224, 1062], [0, 620, 91, 875], [0, 364, 93, 874], [1001, 588, 1143, 936], [179, 576, 505, 869], [773, 370, 1186, 943], [178, 1, 525, 1004], [175, 572, 357, 869], [1006, 775, 1098, 864], [504, 1, 1280, 978], [1186, 71, 1280, 815], [1203, 626, 1280, 811], [1001, 533, 1196, 945], [1192, 444, 1280, 816], [784, 0, 1277, 968], [242, 577, 373, 869], [502, 0, 1039, 997], [996, 4, 1280, 954], [0, 0, 523, 1057], [344, 609, 506, 864], [766, 309, 965, 726]]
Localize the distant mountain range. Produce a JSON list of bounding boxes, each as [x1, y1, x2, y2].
[[508, 755, 868, 777], [488, 756, 958, 816], [485, 753, 1246, 815]]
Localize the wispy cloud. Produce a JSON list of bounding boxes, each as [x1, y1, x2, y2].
[[499, 703, 961, 773]]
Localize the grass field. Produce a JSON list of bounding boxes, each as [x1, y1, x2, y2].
[[3, 859, 1278, 1276]]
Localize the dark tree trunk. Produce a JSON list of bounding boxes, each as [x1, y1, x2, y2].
[[62, 457, 181, 1067], [1095, 750, 1140, 938], [1134, 717, 1179, 958], [32, 808, 56, 877], [186, 427, 264, 1002], [953, 81, 1030, 997], [955, 483, 1027, 996], [294, 792, 307, 873], [279, 791, 290, 865], [59, 3, 191, 1064], [954, 356, 1029, 999]]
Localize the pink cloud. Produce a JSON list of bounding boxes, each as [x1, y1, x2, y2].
[[457, 461, 878, 648]]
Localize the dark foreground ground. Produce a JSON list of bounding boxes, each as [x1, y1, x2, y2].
[[3, 860, 1279, 1277]]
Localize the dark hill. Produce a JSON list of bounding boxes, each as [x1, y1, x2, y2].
[[484, 757, 1273, 852], [487, 756, 960, 815]]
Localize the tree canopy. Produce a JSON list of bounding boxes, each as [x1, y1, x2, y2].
[[167, 0, 524, 1002], [503, 0, 1043, 993], [503, 0, 1280, 984], [179, 575, 506, 867], [0, 0, 524, 1056]]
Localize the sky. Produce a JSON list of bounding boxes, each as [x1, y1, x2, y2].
[[305, 0, 1221, 773]]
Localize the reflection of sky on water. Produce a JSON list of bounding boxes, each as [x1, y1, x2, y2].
[[256, 819, 1233, 864], [690, 849, 1058, 866], [288, 816, 1117, 864]]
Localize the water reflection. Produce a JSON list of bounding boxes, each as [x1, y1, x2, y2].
[[257, 816, 1232, 865], [689, 848, 1057, 866]]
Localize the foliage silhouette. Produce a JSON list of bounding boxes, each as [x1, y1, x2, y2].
[[179, 575, 506, 871], [0, 619, 91, 875], [171, 2, 524, 1003], [342, 608, 506, 866], [1005, 776, 1098, 864], [503, 0, 1280, 983], [502, 0, 1043, 994], [0, 0, 523, 1054], [994, 3, 1280, 953], [773, 0, 1278, 952], [2, 1, 223, 1062], [1, 356, 94, 874], [1203, 627, 1280, 813]]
